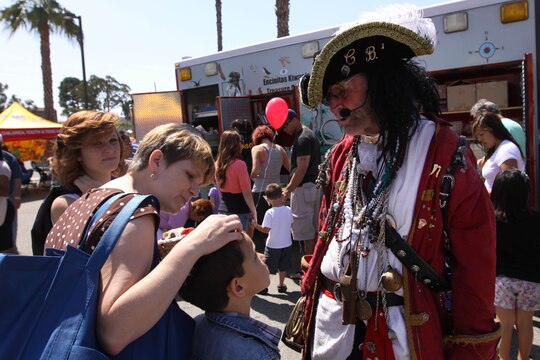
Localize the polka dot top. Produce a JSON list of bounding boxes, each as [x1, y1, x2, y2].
[[44, 187, 160, 254]]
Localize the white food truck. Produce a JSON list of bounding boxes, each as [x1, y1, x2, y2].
[[132, 0, 538, 206]]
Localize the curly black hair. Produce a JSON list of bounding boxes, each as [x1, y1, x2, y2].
[[365, 58, 440, 174]]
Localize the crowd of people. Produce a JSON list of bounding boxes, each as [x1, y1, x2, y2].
[[468, 99, 537, 360], [2, 5, 539, 360]]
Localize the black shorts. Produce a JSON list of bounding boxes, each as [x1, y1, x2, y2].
[[264, 245, 292, 274]]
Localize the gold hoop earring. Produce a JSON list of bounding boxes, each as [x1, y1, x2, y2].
[[150, 172, 158, 181]]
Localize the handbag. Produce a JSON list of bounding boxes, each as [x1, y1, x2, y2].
[[0, 193, 194, 359], [281, 295, 306, 352], [281, 255, 312, 352]]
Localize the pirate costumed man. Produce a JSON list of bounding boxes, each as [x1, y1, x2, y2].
[[297, 5, 501, 360]]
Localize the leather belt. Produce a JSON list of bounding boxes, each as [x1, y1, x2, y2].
[[384, 222, 450, 291], [320, 276, 338, 297], [321, 276, 404, 308]]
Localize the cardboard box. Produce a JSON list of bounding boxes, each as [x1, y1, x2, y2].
[[447, 83, 476, 111], [476, 80, 508, 108], [436, 84, 447, 99]]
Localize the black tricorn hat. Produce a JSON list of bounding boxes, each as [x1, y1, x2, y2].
[[300, 5, 436, 109]]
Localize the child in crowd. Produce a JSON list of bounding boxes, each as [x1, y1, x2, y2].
[[185, 198, 214, 227], [159, 198, 213, 236], [207, 185, 220, 214], [252, 183, 293, 293], [491, 169, 540, 360], [179, 232, 280, 360]]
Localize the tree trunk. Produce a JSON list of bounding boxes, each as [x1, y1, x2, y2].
[[216, 0, 223, 52], [39, 18, 57, 122], [275, 0, 290, 38]]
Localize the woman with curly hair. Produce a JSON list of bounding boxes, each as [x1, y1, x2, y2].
[[215, 130, 256, 231], [31, 111, 125, 254], [49, 111, 125, 221]]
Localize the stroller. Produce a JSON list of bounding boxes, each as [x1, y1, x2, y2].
[[30, 162, 52, 188]]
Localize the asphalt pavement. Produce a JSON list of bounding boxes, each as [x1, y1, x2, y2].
[[14, 189, 540, 359]]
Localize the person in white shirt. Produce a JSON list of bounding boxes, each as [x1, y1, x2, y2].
[[473, 112, 525, 192], [470, 99, 527, 157], [252, 183, 293, 294]]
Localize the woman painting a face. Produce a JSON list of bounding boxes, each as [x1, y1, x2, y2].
[[472, 112, 525, 192], [45, 123, 242, 357]]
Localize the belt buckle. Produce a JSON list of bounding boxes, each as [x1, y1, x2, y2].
[[333, 282, 343, 303]]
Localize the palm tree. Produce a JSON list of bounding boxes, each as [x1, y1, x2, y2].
[[275, 0, 289, 38], [216, 0, 222, 51], [0, 0, 80, 122]]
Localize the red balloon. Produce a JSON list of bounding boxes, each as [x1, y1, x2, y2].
[[265, 97, 289, 130]]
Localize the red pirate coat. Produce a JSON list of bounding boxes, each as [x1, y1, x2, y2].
[[301, 117, 501, 359]]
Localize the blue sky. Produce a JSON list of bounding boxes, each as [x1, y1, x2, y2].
[[0, 0, 440, 118]]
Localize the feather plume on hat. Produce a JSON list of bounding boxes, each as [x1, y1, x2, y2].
[[300, 4, 436, 109], [338, 4, 436, 46]]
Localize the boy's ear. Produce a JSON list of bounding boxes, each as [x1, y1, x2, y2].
[[228, 277, 246, 298]]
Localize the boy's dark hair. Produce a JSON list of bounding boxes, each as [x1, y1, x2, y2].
[[179, 239, 245, 311], [265, 183, 282, 200]]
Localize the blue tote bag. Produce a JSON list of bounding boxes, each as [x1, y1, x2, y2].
[[0, 194, 194, 359]]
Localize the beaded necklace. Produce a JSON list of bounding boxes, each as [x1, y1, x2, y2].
[[337, 136, 399, 256], [338, 134, 401, 334], [318, 134, 400, 267], [315, 131, 404, 339]]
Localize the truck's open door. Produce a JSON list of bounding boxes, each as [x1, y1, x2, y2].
[[216, 96, 252, 132]]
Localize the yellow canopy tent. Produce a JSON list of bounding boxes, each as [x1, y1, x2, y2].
[[0, 102, 61, 141], [0, 102, 62, 161]]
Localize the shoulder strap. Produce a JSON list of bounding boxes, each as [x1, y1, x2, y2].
[[440, 135, 468, 231], [439, 135, 468, 267], [87, 194, 157, 272], [78, 192, 124, 250]]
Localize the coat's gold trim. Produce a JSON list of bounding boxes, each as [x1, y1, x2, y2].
[[409, 312, 430, 326], [443, 326, 502, 346]]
